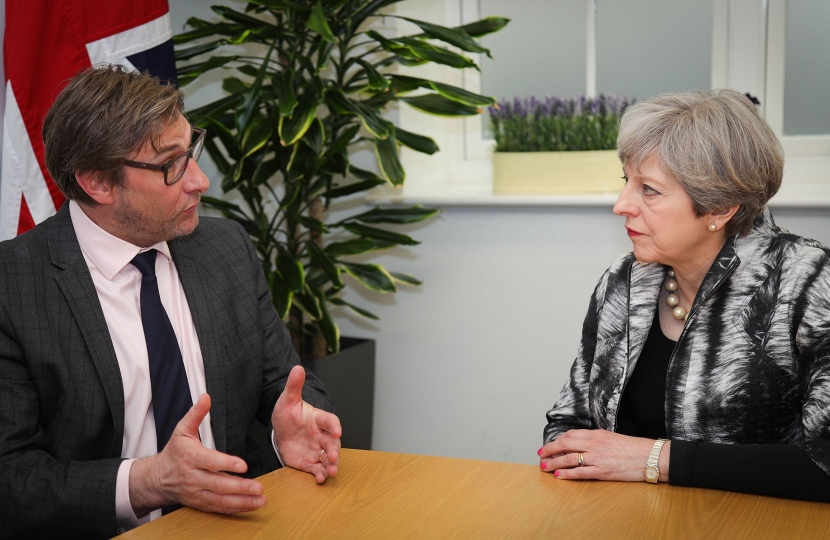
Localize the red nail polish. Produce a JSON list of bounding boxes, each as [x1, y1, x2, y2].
[[554, 470, 560, 477], [537, 447, 543, 456], [541, 462, 547, 470]]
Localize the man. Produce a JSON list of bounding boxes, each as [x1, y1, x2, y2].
[[0, 65, 341, 538]]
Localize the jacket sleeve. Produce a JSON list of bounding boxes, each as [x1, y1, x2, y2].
[[0, 296, 122, 539], [792, 248, 830, 478], [543, 272, 608, 443]]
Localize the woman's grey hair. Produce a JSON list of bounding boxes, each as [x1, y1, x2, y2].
[[617, 88, 783, 236], [42, 64, 184, 205]]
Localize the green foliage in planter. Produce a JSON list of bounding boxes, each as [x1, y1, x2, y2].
[[490, 94, 633, 152], [174, 1, 508, 357]]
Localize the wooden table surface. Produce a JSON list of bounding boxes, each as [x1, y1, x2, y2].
[[117, 448, 830, 539]]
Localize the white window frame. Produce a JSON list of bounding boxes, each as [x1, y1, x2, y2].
[[388, 0, 830, 205]]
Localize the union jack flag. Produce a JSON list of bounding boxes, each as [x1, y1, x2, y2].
[[1, 0, 175, 239]]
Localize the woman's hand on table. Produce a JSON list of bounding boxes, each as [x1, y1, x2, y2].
[[538, 429, 670, 482]]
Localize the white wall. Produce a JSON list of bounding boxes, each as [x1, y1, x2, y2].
[[169, 1, 830, 466]]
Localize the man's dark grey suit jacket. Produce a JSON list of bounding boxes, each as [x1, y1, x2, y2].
[[0, 204, 333, 539]]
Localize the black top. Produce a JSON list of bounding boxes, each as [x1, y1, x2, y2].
[[616, 309, 830, 502]]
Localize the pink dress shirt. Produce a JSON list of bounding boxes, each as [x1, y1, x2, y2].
[[69, 201, 215, 528]]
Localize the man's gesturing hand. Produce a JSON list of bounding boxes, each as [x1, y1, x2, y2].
[[129, 394, 266, 517], [272, 365, 342, 483]]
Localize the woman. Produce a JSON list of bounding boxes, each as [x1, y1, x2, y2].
[[539, 89, 830, 500]]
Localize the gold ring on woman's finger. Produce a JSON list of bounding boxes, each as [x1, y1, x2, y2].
[[577, 452, 584, 467], [319, 449, 326, 462]]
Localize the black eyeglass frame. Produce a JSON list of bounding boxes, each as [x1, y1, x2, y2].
[[123, 127, 206, 185]]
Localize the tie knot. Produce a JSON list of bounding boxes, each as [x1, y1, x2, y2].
[[131, 250, 158, 277]]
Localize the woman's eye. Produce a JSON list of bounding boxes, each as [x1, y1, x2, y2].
[[643, 184, 660, 196]]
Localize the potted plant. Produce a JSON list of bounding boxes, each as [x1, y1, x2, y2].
[[173, 1, 507, 448], [489, 94, 632, 194]]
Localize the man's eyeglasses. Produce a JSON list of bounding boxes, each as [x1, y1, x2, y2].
[[123, 127, 206, 185]]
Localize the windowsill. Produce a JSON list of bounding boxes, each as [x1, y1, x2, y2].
[[371, 156, 830, 209]]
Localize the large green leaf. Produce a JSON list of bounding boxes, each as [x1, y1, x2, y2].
[[323, 124, 360, 160], [311, 286, 340, 352], [204, 117, 242, 161], [175, 39, 227, 61], [350, 205, 440, 224], [238, 43, 273, 132], [268, 270, 293, 320], [273, 69, 298, 117], [212, 5, 283, 31], [390, 75, 494, 106], [457, 16, 510, 38], [294, 287, 322, 319], [307, 241, 343, 287], [395, 127, 439, 155], [241, 117, 271, 158], [325, 90, 389, 138], [296, 215, 328, 233], [397, 38, 478, 70], [324, 178, 386, 199], [351, 0, 406, 30], [375, 132, 405, 185], [342, 223, 419, 246], [328, 297, 379, 320], [365, 30, 422, 62], [306, 0, 335, 42], [276, 247, 305, 292], [324, 238, 378, 257], [401, 94, 481, 116], [340, 262, 397, 293], [301, 117, 325, 155], [186, 93, 245, 124], [247, 0, 310, 10], [399, 16, 491, 57], [356, 59, 390, 91], [390, 271, 422, 286], [252, 157, 281, 185], [279, 87, 320, 146], [177, 56, 238, 86], [174, 22, 242, 44]]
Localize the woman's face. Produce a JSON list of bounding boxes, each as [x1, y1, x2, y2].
[[613, 155, 716, 270]]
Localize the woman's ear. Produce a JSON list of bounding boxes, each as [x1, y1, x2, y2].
[[75, 171, 114, 205], [708, 205, 740, 231]]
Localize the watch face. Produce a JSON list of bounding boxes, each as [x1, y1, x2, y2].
[[645, 465, 659, 482]]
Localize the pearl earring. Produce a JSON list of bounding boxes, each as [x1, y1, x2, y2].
[[708, 221, 717, 232]]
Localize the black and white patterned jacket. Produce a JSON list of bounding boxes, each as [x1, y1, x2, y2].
[[544, 208, 830, 476]]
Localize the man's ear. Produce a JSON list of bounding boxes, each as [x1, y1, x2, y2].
[[75, 171, 114, 205]]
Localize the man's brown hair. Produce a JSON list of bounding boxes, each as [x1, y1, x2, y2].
[[42, 65, 184, 205]]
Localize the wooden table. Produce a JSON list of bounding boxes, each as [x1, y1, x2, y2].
[[117, 449, 830, 539]]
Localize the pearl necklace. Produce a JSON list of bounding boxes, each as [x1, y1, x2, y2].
[[664, 269, 689, 321]]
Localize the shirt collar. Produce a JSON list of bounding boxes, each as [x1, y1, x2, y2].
[[69, 200, 172, 280]]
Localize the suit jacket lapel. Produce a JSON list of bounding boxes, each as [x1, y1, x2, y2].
[[48, 205, 125, 454], [626, 262, 664, 378], [169, 238, 228, 452]]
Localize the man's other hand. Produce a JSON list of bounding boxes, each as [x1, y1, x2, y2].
[[272, 365, 342, 483], [129, 394, 267, 517]]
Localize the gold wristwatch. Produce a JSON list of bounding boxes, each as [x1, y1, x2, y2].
[[643, 438, 667, 484]]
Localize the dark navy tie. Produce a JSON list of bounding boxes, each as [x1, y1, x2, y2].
[[131, 250, 192, 453]]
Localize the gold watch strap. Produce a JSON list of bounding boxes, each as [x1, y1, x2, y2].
[[645, 438, 668, 483]]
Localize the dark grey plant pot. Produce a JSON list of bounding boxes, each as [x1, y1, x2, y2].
[[304, 337, 375, 451]]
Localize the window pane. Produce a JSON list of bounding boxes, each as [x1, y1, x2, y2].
[[596, 0, 712, 101], [480, 0, 587, 101], [784, 0, 830, 136]]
